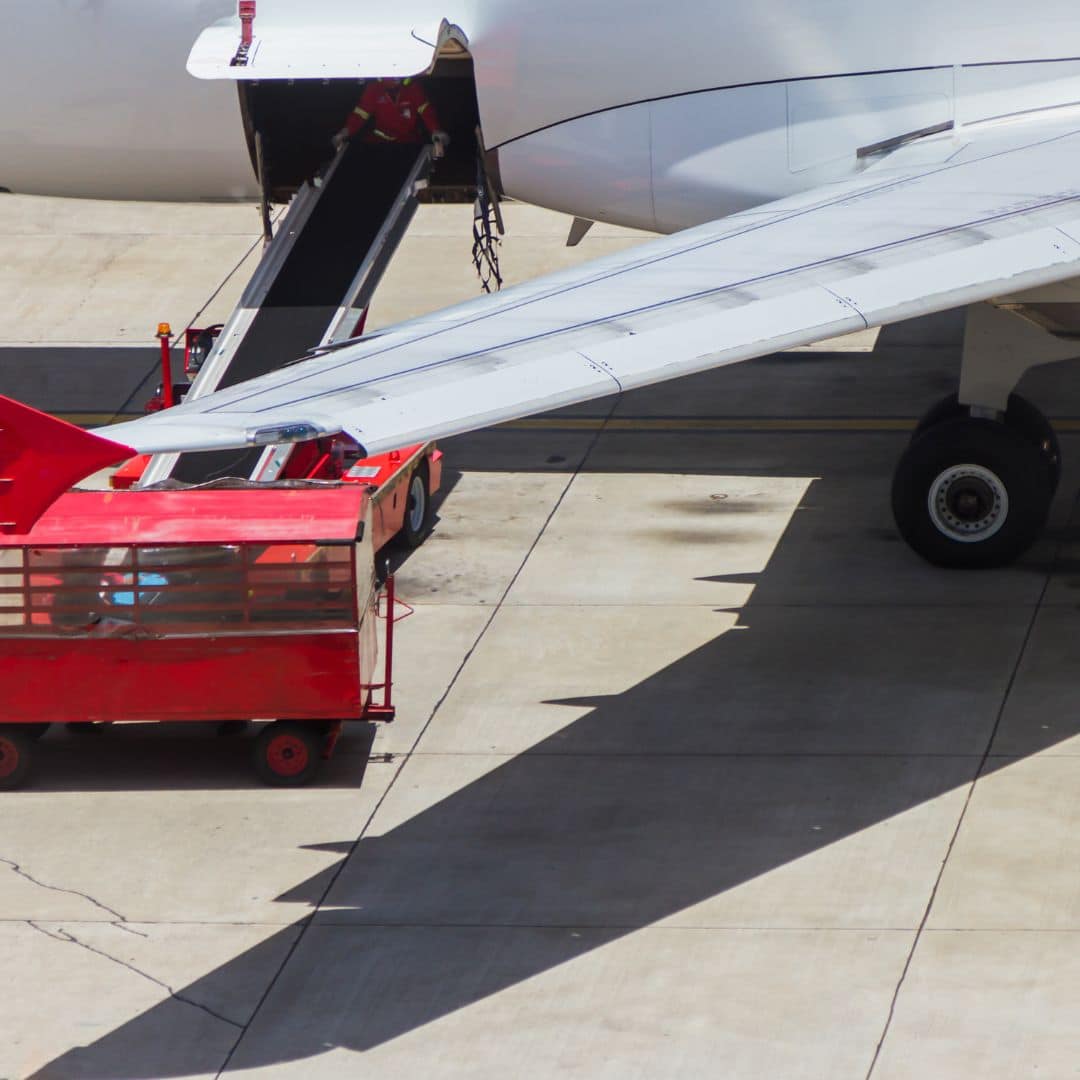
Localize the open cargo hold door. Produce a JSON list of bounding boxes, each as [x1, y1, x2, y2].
[[187, 3, 481, 201], [187, 2, 469, 81]]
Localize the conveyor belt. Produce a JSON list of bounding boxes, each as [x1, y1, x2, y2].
[[150, 141, 430, 485]]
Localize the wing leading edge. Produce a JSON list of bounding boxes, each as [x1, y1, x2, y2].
[[99, 107, 1080, 459]]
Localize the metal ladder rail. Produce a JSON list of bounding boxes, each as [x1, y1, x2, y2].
[[319, 145, 434, 349], [138, 146, 353, 488], [250, 146, 435, 483]]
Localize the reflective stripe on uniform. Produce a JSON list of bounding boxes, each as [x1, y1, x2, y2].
[[373, 129, 395, 141], [418, 102, 429, 114], [353, 107, 370, 119]]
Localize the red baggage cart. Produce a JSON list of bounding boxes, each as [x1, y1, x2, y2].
[[0, 485, 405, 789]]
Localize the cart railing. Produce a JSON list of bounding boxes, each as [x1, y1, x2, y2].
[[361, 574, 413, 721], [0, 540, 360, 638]]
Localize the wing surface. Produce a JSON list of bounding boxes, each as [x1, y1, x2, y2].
[[101, 108, 1080, 458]]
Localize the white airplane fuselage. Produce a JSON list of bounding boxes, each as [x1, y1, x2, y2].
[[4, 1, 1080, 233]]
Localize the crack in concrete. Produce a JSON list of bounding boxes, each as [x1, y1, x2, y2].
[[0, 855, 148, 938], [0, 856, 128, 922], [111, 921, 150, 938], [27, 921, 244, 1030]]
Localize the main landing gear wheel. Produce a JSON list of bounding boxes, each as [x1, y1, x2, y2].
[[911, 392, 1061, 492], [253, 721, 323, 787], [892, 416, 1052, 568], [0, 727, 33, 790], [399, 464, 433, 549]]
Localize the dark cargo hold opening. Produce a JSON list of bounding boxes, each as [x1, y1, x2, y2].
[[240, 60, 483, 203]]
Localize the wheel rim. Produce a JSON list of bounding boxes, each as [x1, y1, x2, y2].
[[266, 734, 309, 777], [0, 736, 20, 779], [407, 474, 426, 534], [928, 463, 1009, 543]]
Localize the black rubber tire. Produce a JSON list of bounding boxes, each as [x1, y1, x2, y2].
[[0, 727, 33, 790], [910, 392, 967, 441], [398, 463, 433, 549], [253, 721, 323, 787], [1004, 394, 1061, 493], [911, 392, 1061, 492], [24, 724, 50, 741], [892, 417, 1052, 568]]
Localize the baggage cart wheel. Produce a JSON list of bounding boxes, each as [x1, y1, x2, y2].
[[254, 721, 322, 787], [399, 463, 433, 548], [0, 728, 33, 790]]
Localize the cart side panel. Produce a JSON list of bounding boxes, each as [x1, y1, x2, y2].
[[0, 634, 363, 724]]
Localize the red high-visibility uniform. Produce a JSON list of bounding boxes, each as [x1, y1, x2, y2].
[[345, 78, 443, 143]]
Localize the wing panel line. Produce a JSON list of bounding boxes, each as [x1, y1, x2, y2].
[[193, 118, 1080, 415]]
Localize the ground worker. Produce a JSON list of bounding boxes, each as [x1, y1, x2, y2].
[[332, 77, 450, 152]]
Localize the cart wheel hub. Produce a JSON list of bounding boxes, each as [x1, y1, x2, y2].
[[266, 734, 310, 777], [0, 737, 20, 779]]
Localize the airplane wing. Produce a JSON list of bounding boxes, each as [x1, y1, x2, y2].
[[95, 107, 1080, 460]]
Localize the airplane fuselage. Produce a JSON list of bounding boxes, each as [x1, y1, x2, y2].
[[4, 1, 1080, 232]]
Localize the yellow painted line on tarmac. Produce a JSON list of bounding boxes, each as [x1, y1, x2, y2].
[[504, 416, 1080, 433], [502, 417, 916, 433]]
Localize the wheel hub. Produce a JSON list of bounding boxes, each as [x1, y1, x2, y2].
[[267, 734, 309, 777], [928, 463, 1008, 543]]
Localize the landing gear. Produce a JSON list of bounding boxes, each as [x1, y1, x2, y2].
[[909, 392, 1061, 491], [892, 398, 1055, 568], [891, 296, 1077, 569]]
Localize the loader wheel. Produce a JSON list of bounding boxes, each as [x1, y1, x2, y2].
[[0, 728, 33, 790], [254, 721, 322, 787], [399, 464, 433, 548]]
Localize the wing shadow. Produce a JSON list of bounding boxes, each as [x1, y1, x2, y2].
[[34, 411, 1080, 1077]]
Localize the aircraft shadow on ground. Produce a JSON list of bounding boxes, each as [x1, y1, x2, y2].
[[32, 396, 1080, 1077]]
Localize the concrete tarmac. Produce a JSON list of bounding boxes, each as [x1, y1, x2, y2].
[[2, 192, 1080, 1079]]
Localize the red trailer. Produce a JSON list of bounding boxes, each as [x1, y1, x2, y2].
[[0, 485, 406, 789]]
